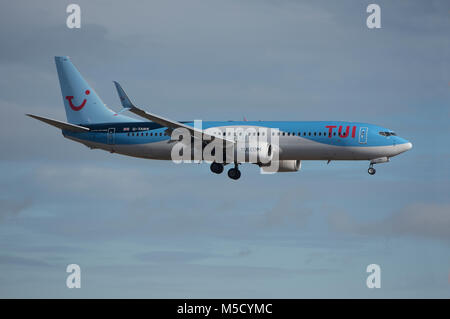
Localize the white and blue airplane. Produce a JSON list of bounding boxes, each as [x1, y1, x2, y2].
[[27, 56, 412, 180]]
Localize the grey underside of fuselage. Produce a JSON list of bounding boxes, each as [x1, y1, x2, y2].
[[66, 135, 399, 161]]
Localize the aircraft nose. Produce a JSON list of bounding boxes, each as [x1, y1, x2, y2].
[[405, 142, 413, 150], [395, 138, 412, 154]]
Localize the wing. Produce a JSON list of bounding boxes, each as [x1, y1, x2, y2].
[[113, 81, 234, 145], [26, 114, 90, 132]]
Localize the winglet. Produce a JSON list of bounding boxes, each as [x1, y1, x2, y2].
[[113, 81, 134, 109]]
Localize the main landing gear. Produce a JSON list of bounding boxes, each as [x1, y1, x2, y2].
[[227, 165, 241, 180], [210, 162, 224, 174], [210, 162, 241, 180]]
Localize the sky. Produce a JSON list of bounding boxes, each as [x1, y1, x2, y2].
[[0, 0, 449, 298]]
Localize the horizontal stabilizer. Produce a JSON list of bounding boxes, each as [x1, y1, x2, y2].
[[26, 114, 90, 132]]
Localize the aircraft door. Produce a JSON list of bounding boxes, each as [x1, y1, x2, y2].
[[107, 128, 115, 145], [358, 127, 368, 144]]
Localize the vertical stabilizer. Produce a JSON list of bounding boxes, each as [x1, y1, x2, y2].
[[54, 56, 137, 124]]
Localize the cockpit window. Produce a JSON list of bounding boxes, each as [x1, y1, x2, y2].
[[379, 131, 396, 137]]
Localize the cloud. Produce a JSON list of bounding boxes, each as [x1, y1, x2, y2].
[[0, 199, 31, 220], [236, 248, 252, 257], [328, 202, 450, 241], [262, 191, 313, 228], [0, 255, 51, 268], [135, 251, 214, 264]]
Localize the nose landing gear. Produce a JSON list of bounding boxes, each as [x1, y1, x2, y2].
[[367, 157, 389, 175]]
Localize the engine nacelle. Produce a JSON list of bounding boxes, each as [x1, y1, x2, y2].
[[261, 160, 301, 173]]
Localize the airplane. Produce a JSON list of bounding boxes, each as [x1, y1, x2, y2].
[[27, 56, 412, 180]]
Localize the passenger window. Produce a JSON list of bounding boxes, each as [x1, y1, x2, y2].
[[308, 132, 311, 136]]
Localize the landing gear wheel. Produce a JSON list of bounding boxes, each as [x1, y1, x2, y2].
[[227, 168, 241, 180], [210, 162, 224, 174], [368, 167, 376, 175]]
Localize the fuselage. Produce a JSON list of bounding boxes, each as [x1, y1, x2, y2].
[[63, 120, 412, 161]]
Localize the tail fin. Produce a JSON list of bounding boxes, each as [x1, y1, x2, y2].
[[54, 56, 136, 124]]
